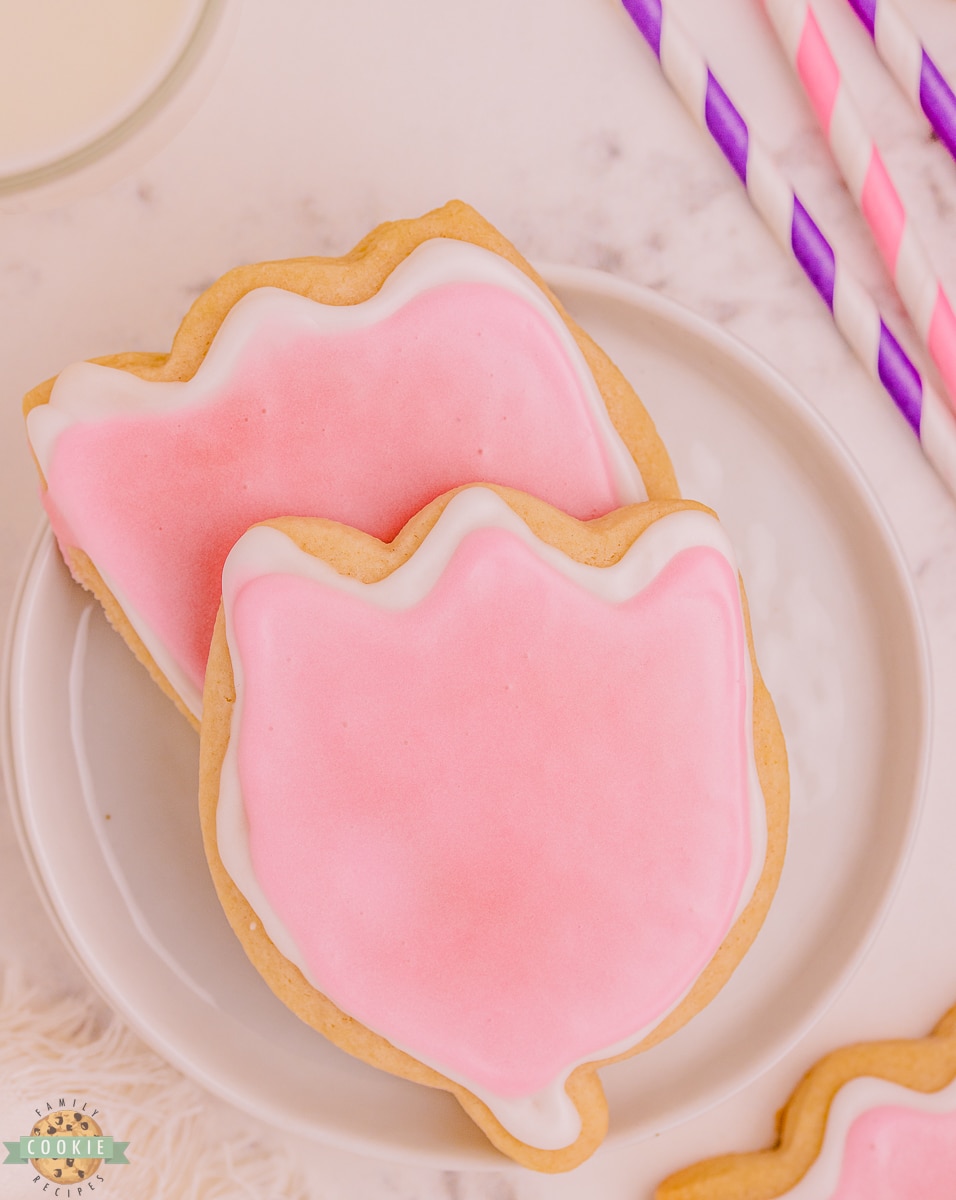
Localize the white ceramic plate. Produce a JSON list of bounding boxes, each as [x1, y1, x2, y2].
[[2, 268, 930, 1168]]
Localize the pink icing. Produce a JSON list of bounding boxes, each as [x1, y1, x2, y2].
[[231, 530, 751, 1097], [830, 1104, 956, 1199], [43, 282, 624, 692]]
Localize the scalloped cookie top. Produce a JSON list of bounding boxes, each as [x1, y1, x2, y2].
[[657, 1004, 956, 1200], [28, 239, 651, 718], [780, 1076, 956, 1199]]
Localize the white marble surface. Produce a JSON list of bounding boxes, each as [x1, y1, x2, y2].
[[2, 0, 956, 1196]]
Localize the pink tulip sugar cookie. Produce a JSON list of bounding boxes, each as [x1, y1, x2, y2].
[[657, 1003, 956, 1199], [23, 200, 677, 728], [199, 484, 789, 1172]]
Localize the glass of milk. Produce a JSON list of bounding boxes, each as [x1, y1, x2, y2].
[[0, 0, 233, 199]]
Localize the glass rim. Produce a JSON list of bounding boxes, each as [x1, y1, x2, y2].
[[0, 0, 231, 197]]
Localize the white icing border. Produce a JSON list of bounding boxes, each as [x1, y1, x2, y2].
[[27, 240, 646, 719], [216, 488, 768, 1151], [781, 1075, 956, 1198]]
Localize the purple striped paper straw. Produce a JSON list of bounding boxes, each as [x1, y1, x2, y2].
[[620, 0, 956, 497], [845, 0, 956, 163]]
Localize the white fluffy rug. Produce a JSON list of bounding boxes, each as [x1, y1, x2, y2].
[[0, 966, 307, 1199]]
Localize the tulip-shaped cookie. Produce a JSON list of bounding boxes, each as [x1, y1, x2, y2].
[[200, 485, 788, 1172], [24, 201, 677, 726], [658, 1002, 956, 1199]]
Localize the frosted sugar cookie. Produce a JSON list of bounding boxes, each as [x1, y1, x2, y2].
[[657, 1003, 956, 1199], [24, 201, 677, 726], [199, 484, 788, 1171]]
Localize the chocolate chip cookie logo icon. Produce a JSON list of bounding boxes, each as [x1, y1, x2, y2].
[[3, 1100, 129, 1193]]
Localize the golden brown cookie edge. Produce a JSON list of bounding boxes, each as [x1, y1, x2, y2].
[[656, 1005, 956, 1200]]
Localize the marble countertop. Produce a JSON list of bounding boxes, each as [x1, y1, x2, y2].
[[2, 0, 956, 1196]]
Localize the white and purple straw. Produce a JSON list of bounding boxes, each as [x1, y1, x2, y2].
[[620, 0, 956, 497], [843, 0, 956, 163]]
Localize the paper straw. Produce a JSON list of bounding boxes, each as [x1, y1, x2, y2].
[[843, 0, 956, 163], [620, 0, 956, 498], [761, 0, 956, 418]]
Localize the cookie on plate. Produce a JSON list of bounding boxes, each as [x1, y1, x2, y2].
[[657, 1002, 956, 1198], [199, 483, 788, 1172], [23, 200, 677, 726]]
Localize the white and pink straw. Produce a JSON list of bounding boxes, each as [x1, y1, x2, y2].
[[620, 0, 956, 498], [761, 0, 956, 418]]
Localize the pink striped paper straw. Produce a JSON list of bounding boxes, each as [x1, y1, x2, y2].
[[762, 0, 956, 416], [620, 0, 956, 499], [843, 0, 956, 163]]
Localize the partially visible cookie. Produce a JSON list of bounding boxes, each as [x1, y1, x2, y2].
[[199, 483, 788, 1172], [657, 1003, 956, 1199], [24, 200, 677, 727]]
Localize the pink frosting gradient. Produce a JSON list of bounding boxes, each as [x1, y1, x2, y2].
[[231, 530, 751, 1098], [830, 1105, 956, 1200], [43, 283, 623, 692]]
